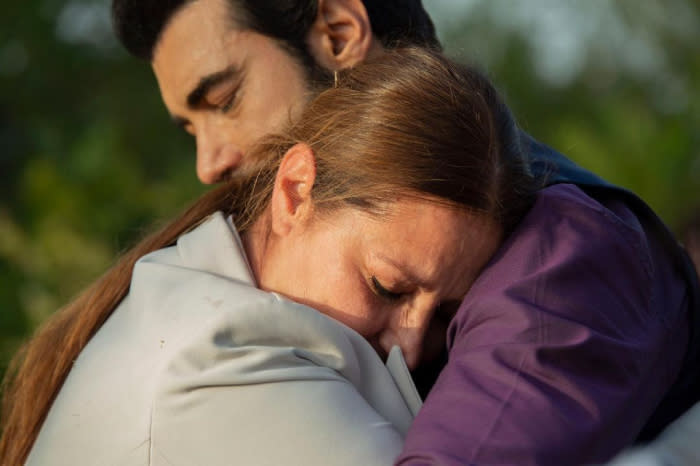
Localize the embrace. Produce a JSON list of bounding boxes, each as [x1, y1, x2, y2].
[[2, 1, 699, 465]]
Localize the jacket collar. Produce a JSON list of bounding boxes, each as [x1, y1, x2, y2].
[[175, 212, 256, 286]]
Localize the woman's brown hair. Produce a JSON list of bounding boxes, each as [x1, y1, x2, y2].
[[0, 47, 537, 464]]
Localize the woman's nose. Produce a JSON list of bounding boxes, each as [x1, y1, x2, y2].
[[195, 130, 243, 184], [379, 306, 435, 370], [382, 331, 424, 371]]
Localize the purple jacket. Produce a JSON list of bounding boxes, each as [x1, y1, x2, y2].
[[397, 184, 690, 465]]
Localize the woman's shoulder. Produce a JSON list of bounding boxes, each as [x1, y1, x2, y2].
[[31, 214, 413, 466]]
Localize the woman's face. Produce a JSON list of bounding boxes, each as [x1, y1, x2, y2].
[[257, 198, 502, 370]]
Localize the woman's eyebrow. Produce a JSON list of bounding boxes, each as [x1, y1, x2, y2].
[[375, 254, 426, 285], [186, 64, 244, 109]]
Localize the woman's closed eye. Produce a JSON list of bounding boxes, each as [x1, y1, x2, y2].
[[370, 276, 404, 302]]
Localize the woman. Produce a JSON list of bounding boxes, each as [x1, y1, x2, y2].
[[0, 48, 536, 465]]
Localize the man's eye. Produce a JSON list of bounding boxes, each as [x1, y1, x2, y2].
[[219, 95, 236, 113], [371, 276, 403, 302], [217, 86, 243, 114]]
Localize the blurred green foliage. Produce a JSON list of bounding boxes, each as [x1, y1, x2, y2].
[[0, 0, 698, 376], [430, 0, 700, 224], [0, 1, 205, 373]]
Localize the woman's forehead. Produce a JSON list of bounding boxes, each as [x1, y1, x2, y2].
[[334, 198, 501, 293]]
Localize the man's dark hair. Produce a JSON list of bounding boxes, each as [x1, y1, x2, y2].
[[112, 0, 440, 66]]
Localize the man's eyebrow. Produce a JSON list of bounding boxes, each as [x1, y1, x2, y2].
[[186, 64, 243, 109]]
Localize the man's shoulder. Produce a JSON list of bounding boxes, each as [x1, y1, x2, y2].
[[535, 183, 646, 237], [501, 183, 649, 273], [455, 182, 655, 331]]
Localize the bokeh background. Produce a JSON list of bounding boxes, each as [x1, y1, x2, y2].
[[1, 0, 698, 376]]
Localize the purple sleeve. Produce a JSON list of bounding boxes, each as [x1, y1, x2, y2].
[[396, 184, 689, 465]]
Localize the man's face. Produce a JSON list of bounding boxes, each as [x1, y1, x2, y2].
[[152, 0, 312, 184]]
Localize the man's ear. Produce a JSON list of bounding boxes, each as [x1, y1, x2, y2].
[[306, 0, 374, 70], [270, 143, 317, 236]]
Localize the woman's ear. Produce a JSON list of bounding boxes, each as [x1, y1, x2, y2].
[[306, 0, 375, 71], [270, 143, 317, 236]]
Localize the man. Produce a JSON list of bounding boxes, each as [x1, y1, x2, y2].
[[112, 0, 700, 464], [113, 0, 438, 184]]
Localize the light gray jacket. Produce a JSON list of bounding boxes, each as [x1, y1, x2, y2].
[[27, 212, 421, 466]]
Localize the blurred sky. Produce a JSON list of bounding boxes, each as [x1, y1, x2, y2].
[[424, 0, 698, 113]]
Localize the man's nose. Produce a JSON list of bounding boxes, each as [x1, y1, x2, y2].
[[195, 130, 243, 184]]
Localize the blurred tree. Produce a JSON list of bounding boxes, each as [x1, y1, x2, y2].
[[0, 0, 204, 373], [426, 0, 700, 226]]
